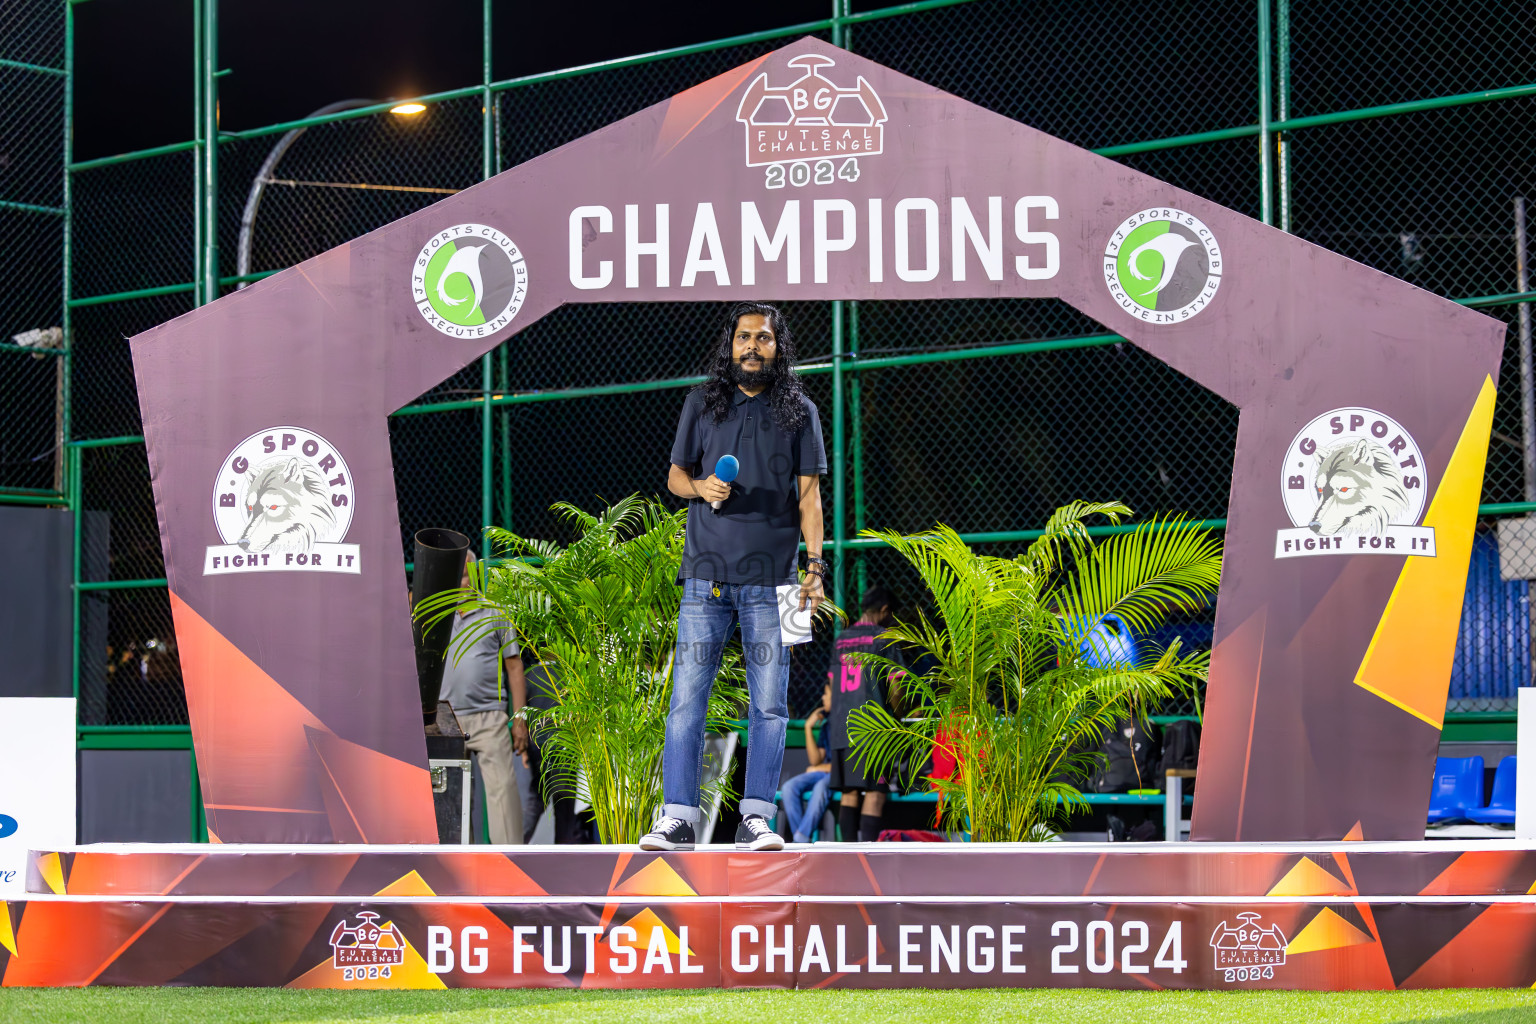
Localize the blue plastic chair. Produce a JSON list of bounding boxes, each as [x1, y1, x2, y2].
[[1468, 756, 1516, 824], [1427, 756, 1485, 823]]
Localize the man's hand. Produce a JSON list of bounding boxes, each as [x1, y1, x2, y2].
[[798, 571, 825, 613], [693, 474, 731, 503], [511, 718, 529, 754]]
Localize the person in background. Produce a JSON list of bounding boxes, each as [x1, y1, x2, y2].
[[827, 585, 900, 842], [780, 682, 834, 844], [441, 550, 528, 845], [518, 656, 595, 844]]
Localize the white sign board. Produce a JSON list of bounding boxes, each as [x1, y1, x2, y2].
[[0, 698, 75, 894]]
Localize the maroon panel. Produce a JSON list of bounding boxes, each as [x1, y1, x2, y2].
[[130, 38, 1504, 844]]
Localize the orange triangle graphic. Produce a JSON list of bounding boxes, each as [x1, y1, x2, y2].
[[618, 907, 690, 957], [305, 726, 437, 845], [654, 56, 771, 160], [1286, 907, 1375, 956], [1267, 856, 1355, 897], [374, 870, 437, 898], [1354, 377, 1496, 727], [35, 853, 64, 895], [169, 590, 329, 833], [611, 858, 698, 898], [0, 903, 16, 958]]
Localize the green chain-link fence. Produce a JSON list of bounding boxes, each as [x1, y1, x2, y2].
[[7, 0, 1536, 742]]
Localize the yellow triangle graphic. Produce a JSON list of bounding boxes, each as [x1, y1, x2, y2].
[[286, 930, 444, 989], [35, 853, 64, 895], [0, 902, 16, 958], [1354, 377, 1496, 728], [611, 858, 698, 898], [1266, 856, 1355, 897], [1286, 907, 1375, 956], [619, 907, 688, 956], [373, 870, 437, 898]]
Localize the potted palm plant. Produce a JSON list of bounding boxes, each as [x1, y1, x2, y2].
[[846, 501, 1221, 842], [421, 495, 745, 845]]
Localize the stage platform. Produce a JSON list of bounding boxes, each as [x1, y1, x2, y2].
[[4, 841, 1536, 989]]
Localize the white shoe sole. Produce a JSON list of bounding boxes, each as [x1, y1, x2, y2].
[[638, 836, 694, 852], [736, 834, 785, 851]]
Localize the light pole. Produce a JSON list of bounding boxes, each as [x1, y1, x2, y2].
[[234, 98, 425, 286]]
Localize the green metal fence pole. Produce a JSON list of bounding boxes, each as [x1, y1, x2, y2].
[[831, 0, 846, 47], [1257, 0, 1273, 226], [842, 0, 861, 601], [499, 346, 511, 531], [849, 300, 866, 603], [1275, 0, 1291, 232], [193, 0, 205, 300], [201, 0, 218, 305], [480, 0, 494, 557], [190, 749, 204, 841], [830, 299, 846, 613], [70, 447, 81, 705], [61, 0, 73, 496], [64, 1, 77, 710], [191, 0, 203, 302]]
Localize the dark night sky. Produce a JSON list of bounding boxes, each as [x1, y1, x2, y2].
[[72, 0, 836, 161]]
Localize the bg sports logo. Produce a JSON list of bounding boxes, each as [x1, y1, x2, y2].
[[1103, 208, 1221, 323], [412, 224, 528, 338], [205, 426, 360, 576], [1275, 407, 1434, 559]]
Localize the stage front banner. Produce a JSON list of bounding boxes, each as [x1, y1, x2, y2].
[[130, 38, 1505, 843]]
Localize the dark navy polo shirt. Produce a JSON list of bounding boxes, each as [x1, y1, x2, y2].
[[669, 385, 827, 586]]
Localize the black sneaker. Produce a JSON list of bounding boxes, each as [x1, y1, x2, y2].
[[735, 814, 785, 851], [639, 816, 695, 851]]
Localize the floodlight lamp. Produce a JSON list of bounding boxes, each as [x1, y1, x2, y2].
[[391, 103, 427, 116]]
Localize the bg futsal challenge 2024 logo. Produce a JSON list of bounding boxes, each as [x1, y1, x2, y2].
[[411, 224, 528, 338], [1275, 407, 1435, 560], [205, 426, 360, 576], [1103, 208, 1222, 323], [736, 53, 887, 191]]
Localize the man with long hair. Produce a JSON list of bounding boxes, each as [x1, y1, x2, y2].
[[641, 302, 827, 852]]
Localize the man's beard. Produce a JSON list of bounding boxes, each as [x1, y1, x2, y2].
[[729, 357, 774, 389]]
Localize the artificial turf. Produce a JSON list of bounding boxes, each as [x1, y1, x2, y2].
[[0, 988, 1533, 1024]]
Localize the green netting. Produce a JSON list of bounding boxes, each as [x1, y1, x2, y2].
[[6, 0, 1535, 723]]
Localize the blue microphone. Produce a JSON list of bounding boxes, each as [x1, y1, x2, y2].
[[711, 454, 738, 510]]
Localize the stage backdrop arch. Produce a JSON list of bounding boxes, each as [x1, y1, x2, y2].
[[132, 38, 1504, 844]]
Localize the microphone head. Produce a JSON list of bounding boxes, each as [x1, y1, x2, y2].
[[715, 454, 739, 483]]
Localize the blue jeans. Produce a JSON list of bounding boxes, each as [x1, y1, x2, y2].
[[782, 770, 832, 843], [663, 579, 791, 824]]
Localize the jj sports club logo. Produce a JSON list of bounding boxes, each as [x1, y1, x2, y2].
[[1104, 208, 1221, 323], [412, 224, 528, 338]]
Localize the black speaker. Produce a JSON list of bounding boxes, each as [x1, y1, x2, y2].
[[410, 528, 471, 728]]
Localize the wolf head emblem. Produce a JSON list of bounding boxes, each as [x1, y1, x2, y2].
[[1308, 438, 1409, 536], [238, 457, 337, 553]]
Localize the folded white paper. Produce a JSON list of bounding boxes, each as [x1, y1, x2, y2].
[[776, 582, 814, 645]]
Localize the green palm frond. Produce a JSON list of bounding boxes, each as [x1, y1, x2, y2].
[[443, 494, 742, 844], [847, 506, 1219, 842], [1055, 515, 1222, 639]]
